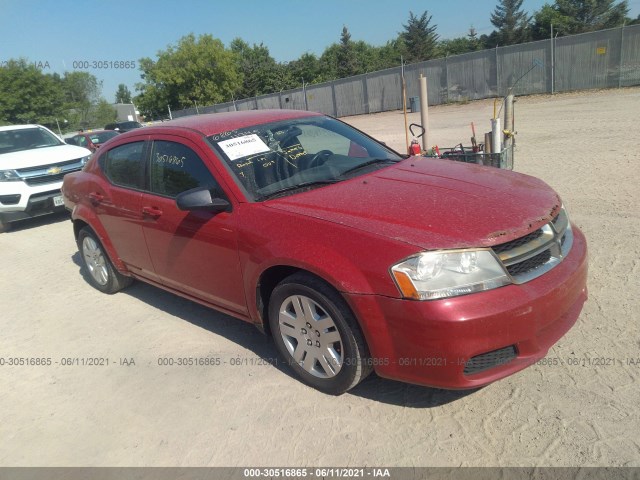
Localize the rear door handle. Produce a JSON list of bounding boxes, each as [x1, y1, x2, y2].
[[88, 192, 104, 203], [142, 206, 163, 217]]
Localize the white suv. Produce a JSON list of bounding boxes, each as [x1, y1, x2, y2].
[[0, 125, 91, 232]]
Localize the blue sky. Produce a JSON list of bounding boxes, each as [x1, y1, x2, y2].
[[1, 0, 639, 103]]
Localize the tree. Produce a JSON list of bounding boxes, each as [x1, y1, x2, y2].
[[556, 0, 628, 32], [490, 0, 532, 45], [399, 11, 439, 62], [286, 53, 323, 86], [91, 100, 117, 128], [230, 38, 286, 98], [0, 59, 65, 126], [115, 84, 132, 103], [135, 33, 241, 116], [532, 0, 629, 39], [62, 71, 102, 129], [531, 4, 571, 39], [336, 26, 359, 78], [375, 38, 403, 69], [628, 14, 640, 25], [439, 37, 479, 56]]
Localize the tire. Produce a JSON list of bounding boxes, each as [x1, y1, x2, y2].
[[78, 226, 132, 294], [268, 272, 372, 395], [0, 219, 10, 233]]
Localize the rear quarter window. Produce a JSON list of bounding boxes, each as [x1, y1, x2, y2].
[[102, 142, 145, 189]]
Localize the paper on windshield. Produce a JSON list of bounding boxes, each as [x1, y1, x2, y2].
[[218, 134, 270, 161]]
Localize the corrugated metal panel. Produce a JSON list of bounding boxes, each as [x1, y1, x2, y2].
[[621, 24, 640, 87], [366, 67, 402, 113], [447, 49, 497, 100], [498, 40, 548, 95], [555, 28, 622, 91], [170, 26, 640, 120], [334, 77, 366, 116], [256, 94, 281, 110], [306, 84, 336, 116]]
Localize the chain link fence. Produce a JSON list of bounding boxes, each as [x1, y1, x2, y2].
[[173, 25, 640, 119]]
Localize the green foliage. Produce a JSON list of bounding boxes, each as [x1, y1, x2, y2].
[[440, 27, 484, 56], [231, 38, 289, 98], [135, 33, 241, 116], [115, 84, 132, 103], [336, 26, 359, 78], [490, 0, 532, 45], [92, 100, 117, 127], [532, 0, 629, 39], [557, 0, 629, 32], [399, 11, 440, 62], [0, 59, 65, 127], [62, 71, 102, 129], [286, 53, 323, 86]]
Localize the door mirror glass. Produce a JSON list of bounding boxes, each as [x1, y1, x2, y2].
[[176, 187, 230, 213]]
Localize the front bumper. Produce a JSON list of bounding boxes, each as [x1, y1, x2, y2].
[[0, 181, 65, 223], [346, 225, 588, 389]]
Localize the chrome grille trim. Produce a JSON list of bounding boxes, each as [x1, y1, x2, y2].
[[16, 158, 85, 186], [492, 208, 573, 284]]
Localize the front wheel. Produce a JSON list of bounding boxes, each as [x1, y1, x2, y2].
[[78, 227, 132, 294], [268, 273, 372, 395], [0, 215, 10, 233]]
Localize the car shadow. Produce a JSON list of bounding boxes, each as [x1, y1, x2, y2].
[[71, 251, 476, 407], [4, 210, 70, 233]]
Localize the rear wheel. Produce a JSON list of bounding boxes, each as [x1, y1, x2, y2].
[[268, 273, 372, 395], [78, 227, 132, 294]]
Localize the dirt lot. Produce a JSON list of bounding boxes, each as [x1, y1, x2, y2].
[[1, 88, 639, 467]]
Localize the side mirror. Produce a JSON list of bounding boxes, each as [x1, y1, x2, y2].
[[176, 187, 231, 213]]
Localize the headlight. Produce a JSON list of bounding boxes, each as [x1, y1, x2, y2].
[[390, 249, 511, 300], [0, 170, 21, 182], [80, 155, 91, 166]]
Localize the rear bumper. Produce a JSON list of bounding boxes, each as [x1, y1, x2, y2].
[[346, 225, 588, 389]]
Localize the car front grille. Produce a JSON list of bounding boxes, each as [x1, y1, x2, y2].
[[463, 345, 517, 375], [492, 208, 573, 284], [24, 171, 73, 186], [17, 158, 84, 186]]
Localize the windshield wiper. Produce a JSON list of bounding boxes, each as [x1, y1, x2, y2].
[[256, 180, 339, 201], [338, 158, 397, 178]]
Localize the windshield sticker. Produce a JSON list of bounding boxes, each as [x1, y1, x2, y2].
[[218, 134, 270, 160]]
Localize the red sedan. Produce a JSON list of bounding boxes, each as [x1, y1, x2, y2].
[[61, 110, 588, 395], [65, 130, 119, 152]]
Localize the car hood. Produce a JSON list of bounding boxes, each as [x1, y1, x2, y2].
[[265, 158, 562, 250], [0, 144, 91, 170]]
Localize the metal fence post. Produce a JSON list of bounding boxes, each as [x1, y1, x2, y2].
[[445, 55, 450, 101], [363, 75, 370, 114], [495, 45, 500, 96], [331, 83, 338, 117], [619, 25, 625, 88], [551, 24, 555, 94]]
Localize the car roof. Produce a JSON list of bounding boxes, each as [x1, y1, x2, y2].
[[138, 109, 324, 137], [0, 124, 43, 132]]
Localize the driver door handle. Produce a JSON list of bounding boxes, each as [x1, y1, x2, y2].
[[142, 206, 163, 218], [88, 192, 104, 203]]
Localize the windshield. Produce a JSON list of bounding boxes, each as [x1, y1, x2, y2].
[[0, 127, 64, 154], [90, 131, 119, 143], [118, 121, 142, 130], [207, 116, 401, 200]]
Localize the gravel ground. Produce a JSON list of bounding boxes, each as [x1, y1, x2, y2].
[[1, 87, 639, 467]]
